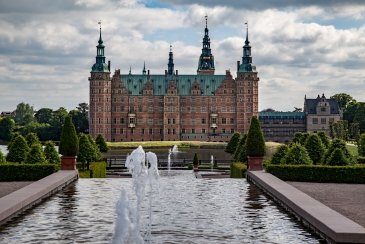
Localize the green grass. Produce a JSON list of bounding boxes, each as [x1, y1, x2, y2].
[[107, 141, 226, 149], [346, 143, 358, 157], [265, 141, 283, 160], [78, 161, 106, 178]]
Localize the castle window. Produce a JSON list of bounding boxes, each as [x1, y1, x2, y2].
[[149, 128, 153, 134], [113, 118, 117, 124], [312, 118, 318, 124], [202, 129, 206, 133], [173, 129, 176, 134], [222, 128, 226, 133], [192, 129, 195, 134], [321, 107, 326, 112], [142, 129, 145, 134], [222, 118, 227, 124], [230, 118, 234, 124], [173, 118, 176, 124], [202, 118, 206, 124], [321, 118, 326, 124]]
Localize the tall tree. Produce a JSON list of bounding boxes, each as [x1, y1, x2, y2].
[[354, 103, 365, 133], [14, 102, 35, 125], [330, 93, 356, 110], [0, 117, 15, 141], [35, 108, 53, 124], [50, 107, 68, 140]]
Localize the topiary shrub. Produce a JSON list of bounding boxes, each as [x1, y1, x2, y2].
[[0, 150, 5, 163], [246, 116, 265, 157], [281, 143, 313, 165], [324, 138, 354, 164], [95, 134, 109, 153], [193, 153, 199, 168], [318, 132, 330, 148], [359, 133, 365, 157], [25, 143, 47, 164], [7, 132, 20, 152], [300, 133, 309, 145], [304, 133, 325, 164], [230, 162, 247, 178], [25, 132, 40, 148], [44, 141, 60, 164], [271, 144, 289, 165], [78, 133, 94, 163], [87, 134, 102, 161], [225, 132, 241, 154], [292, 132, 303, 144], [234, 134, 248, 162], [327, 148, 349, 166], [6, 135, 29, 163], [59, 115, 79, 156]]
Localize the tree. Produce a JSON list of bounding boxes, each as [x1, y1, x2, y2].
[[318, 132, 330, 148], [358, 133, 365, 157], [59, 115, 79, 156], [25, 132, 40, 147], [300, 133, 309, 145], [69, 105, 89, 134], [6, 135, 29, 162], [271, 144, 289, 165], [324, 138, 354, 164], [304, 134, 325, 164], [193, 153, 199, 167], [78, 133, 94, 164], [95, 134, 109, 153], [225, 132, 241, 154], [292, 132, 303, 144], [87, 134, 102, 161], [25, 143, 46, 164], [233, 134, 247, 162], [281, 143, 313, 165], [354, 103, 365, 133], [35, 108, 53, 124], [0, 150, 5, 163], [44, 141, 60, 164], [245, 116, 266, 157], [14, 102, 35, 125], [327, 148, 349, 166], [0, 117, 15, 141], [49, 107, 68, 141], [349, 122, 360, 143], [330, 93, 355, 110]]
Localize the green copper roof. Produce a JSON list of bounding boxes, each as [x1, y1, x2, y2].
[[259, 111, 305, 119], [120, 74, 226, 96]]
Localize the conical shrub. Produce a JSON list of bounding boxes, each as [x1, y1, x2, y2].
[[25, 143, 46, 164], [246, 116, 265, 157], [59, 115, 79, 156], [25, 132, 40, 147], [6, 135, 29, 163], [271, 144, 289, 165], [281, 143, 313, 165], [96, 134, 109, 153], [304, 134, 325, 164], [225, 132, 241, 154], [44, 141, 60, 164], [327, 148, 349, 166]]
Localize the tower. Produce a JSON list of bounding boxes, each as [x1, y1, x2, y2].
[[235, 22, 259, 133], [89, 22, 112, 141], [197, 15, 215, 75], [167, 45, 174, 75]]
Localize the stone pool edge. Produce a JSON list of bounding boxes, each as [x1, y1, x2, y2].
[[0, 170, 79, 226], [247, 170, 365, 244]]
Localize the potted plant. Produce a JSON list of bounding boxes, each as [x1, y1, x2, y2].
[[245, 116, 266, 171], [59, 115, 79, 170]]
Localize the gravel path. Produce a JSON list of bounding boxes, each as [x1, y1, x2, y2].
[[288, 182, 365, 227], [0, 182, 34, 198]]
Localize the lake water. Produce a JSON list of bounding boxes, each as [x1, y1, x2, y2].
[[0, 171, 321, 243]]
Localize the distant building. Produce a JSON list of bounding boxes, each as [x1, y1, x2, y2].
[[0, 111, 15, 118], [259, 111, 306, 143], [304, 94, 342, 135], [89, 18, 259, 142]]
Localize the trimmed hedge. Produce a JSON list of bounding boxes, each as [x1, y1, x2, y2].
[[230, 162, 247, 178], [78, 162, 106, 178], [266, 164, 365, 183], [0, 163, 58, 181]]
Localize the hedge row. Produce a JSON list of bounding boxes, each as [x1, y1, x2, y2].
[[230, 162, 247, 178], [0, 163, 58, 181], [266, 164, 365, 183], [78, 162, 106, 178]]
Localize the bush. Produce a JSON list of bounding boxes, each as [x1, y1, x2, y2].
[[0, 150, 5, 163], [318, 132, 330, 148], [230, 162, 247, 178], [6, 135, 29, 163], [266, 164, 365, 183], [78, 133, 94, 163], [281, 143, 313, 165], [95, 134, 109, 153], [88, 134, 102, 161], [304, 134, 325, 164], [78, 162, 106, 178], [59, 115, 79, 156], [324, 138, 354, 164], [225, 132, 241, 154], [358, 156, 365, 164], [292, 132, 303, 144], [271, 144, 289, 165], [246, 116, 265, 157], [7, 132, 20, 151], [0, 163, 58, 181], [25, 132, 40, 147], [327, 148, 349, 166], [44, 141, 60, 164], [193, 153, 199, 167], [300, 133, 309, 145], [25, 143, 46, 164], [234, 134, 247, 162], [359, 133, 365, 157]]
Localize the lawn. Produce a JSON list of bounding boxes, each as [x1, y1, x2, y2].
[[346, 143, 358, 157]]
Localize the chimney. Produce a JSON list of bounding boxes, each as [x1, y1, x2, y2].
[[237, 61, 240, 72], [108, 60, 111, 71], [148, 69, 150, 76], [165, 70, 167, 76], [176, 70, 178, 76]]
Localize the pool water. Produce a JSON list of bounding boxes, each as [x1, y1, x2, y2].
[[0, 171, 321, 243]]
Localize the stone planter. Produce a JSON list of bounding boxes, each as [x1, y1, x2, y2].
[[61, 156, 77, 170], [248, 156, 264, 171]]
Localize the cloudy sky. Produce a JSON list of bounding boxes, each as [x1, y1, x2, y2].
[[1, 0, 365, 112]]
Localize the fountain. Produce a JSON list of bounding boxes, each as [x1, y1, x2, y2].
[[112, 146, 159, 244], [210, 155, 214, 172], [167, 148, 172, 174], [171, 145, 178, 153]]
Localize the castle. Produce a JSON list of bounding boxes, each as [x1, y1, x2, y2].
[[89, 17, 259, 142]]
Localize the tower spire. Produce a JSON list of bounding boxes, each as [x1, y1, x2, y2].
[[91, 21, 108, 72], [98, 20, 103, 44], [197, 15, 215, 75], [245, 22, 249, 45], [237, 21, 256, 73], [168, 44, 174, 75], [143, 61, 146, 75]]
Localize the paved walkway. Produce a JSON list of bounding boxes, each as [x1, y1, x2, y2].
[[0, 182, 33, 198], [288, 182, 365, 227]]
